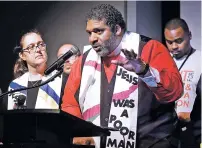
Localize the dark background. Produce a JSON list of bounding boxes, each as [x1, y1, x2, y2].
[[0, 2, 57, 92]]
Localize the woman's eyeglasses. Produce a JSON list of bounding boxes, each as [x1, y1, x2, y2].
[[23, 41, 46, 54]]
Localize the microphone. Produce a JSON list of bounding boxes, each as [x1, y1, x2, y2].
[[44, 46, 79, 75], [14, 95, 27, 109]]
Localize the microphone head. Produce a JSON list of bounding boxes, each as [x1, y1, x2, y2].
[[71, 45, 80, 55], [44, 45, 80, 75], [14, 94, 26, 106]]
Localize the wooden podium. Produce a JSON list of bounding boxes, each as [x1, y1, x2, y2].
[[0, 109, 110, 148]]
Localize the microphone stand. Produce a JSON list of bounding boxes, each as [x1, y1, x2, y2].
[[0, 68, 63, 99]]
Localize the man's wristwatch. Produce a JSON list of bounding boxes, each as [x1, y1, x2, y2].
[[136, 62, 149, 76]]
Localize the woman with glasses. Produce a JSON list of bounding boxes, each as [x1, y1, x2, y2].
[[8, 29, 62, 110]]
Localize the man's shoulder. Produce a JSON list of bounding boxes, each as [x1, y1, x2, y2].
[[191, 49, 201, 65], [83, 45, 92, 54], [126, 31, 152, 43], [191, 49, 201, 59], [194, 49, 201, 54], [140, 35, 152, 43]]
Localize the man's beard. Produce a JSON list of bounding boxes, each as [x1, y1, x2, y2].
[[96, 46, 110, 57], [97, 35, 117, 57], [173, 53, 181, 59]]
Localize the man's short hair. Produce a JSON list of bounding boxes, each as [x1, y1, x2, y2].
[[165, 18, 190, 33], [86, 4, 126, 33]]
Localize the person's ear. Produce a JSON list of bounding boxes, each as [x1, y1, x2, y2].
[[19, 52, 26, 61], [115, 25, 122, 36]]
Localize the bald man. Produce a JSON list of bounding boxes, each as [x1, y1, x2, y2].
[[57, 44, 80, 101], [57, 44, 81, 74]]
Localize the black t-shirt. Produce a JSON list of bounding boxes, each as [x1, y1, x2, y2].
[[26, 80, 42, 109]]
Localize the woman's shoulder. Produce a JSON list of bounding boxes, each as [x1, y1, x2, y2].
[[9, 72, 29, 86]]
